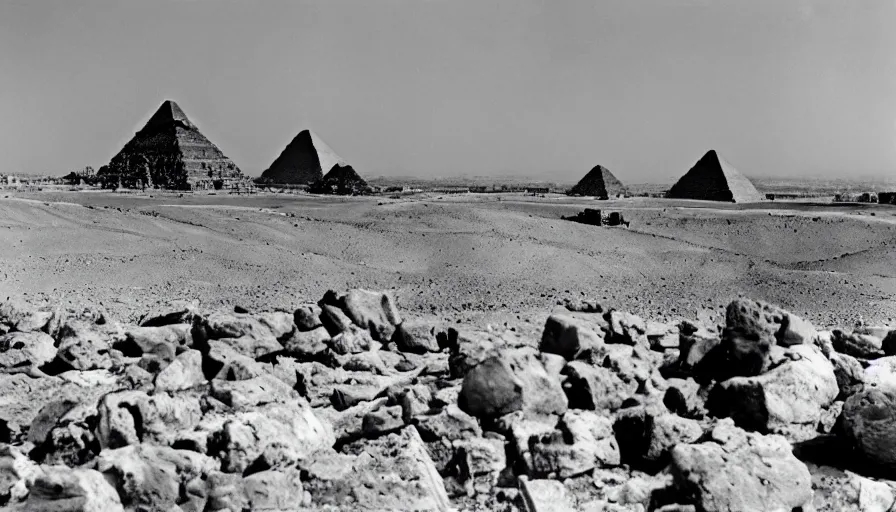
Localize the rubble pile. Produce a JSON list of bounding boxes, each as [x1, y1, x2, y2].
[[0, 291, 894, 511]]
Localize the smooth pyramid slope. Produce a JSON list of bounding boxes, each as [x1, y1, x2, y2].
[[666, 150, 763, 203], [99, 100, 242, 190], [260, 130, 349, 185], [567, 165, 628, 199]]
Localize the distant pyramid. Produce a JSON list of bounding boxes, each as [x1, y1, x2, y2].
[[308, 164, 370, 195], [567, 165, 628, 199], [666, 150, 762, 203], [98, 100, 242, 190], [260, 130, 347, 185]]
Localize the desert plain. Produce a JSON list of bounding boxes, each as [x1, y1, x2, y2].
[[2, 189, 894, 328]]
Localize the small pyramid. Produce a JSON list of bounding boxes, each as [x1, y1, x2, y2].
[[666, 150, 762, 203], [99, 100, 242, 190], [260, 130, 348, 185], [567, 165, 628, 199], [308, 163, 370, 195]]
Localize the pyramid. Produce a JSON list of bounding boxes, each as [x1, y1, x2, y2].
[[666, 150, 762, 203], [98, 100, 243, 190], [260, 130, 347, 185], [308, 164, 370, 195], [567, 165, 628, 199]]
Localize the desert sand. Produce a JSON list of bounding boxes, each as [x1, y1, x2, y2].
[[2, 190, 894, 328]]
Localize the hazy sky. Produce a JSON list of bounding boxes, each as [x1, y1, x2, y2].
[[1, 0, 895, 182]]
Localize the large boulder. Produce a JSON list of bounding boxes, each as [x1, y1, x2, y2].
[[0, 331, 56, 372], [458, 348, 568, 419], [721, 299, 817, 377], [55, 320, 117, 371], [95, 444, 218, 511], [138, 299, 199, 327], [340, 289, 402, 341], [834, 329, 886, 360], [840, 387, 896, 472], [668, 419, 813, 512], [11, 465, 124, 512], [528, 410, 620, 478], [562, 361, 637, 413], [301, 426, 451, 510], [391, 320, 442, 354], [0, 299, 53, 333], [209, 402, 334, 473], [613, 405, 703, 471], [540, 312, 606, 360], [707, 344, 838, 441]]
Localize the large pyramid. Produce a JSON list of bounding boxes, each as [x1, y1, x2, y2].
[[666, 150, 762, 203], [259, 130, 347, 185], [98, 100, 243, 190], [567, 165, 628, 199], [308, 164, 371, 195]]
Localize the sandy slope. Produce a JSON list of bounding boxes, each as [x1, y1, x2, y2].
[[0, 191, 894, 330]]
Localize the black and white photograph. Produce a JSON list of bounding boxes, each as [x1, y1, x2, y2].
[[1, 1, 895, 510]]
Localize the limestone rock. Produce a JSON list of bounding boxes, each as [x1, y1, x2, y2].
[[319, 304, 354, 336], [293, 304, 323, 331], [605, 310, 648, 347], [834, 329, 886, 359], [707, 344, 838, 441], [562, 361, 637, 412], [0, 445, 43, 504], [55, 320, 115, 371], [668, 419, 813, 512], [414, 404, 482, 442], [459, 348, 568, 419], [11, 465, 124, 512], [138, 299, 199, 327], [840, 387, 896, 472], [362, 404, 405, 437], [0, 299, 53, 334], [241, 468, 305, 510], [0, 331, 56, 372], [341, 289, 402, 341], [303, 426, 451, 510], [529, 410, 620, 478], [281, 326, 330, 359], [328, 325, 375, 355], [392, 320, 442, 354], [154, 349, 204, 391], [209, 402, 334, 473], [95, 445, 218, 511], [519, 477, 575, 512], [613, 405, 703, 470], [831, 351, 865, 399], [540, 312, 605, 361]]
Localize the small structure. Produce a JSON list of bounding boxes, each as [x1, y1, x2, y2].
[[879, 192, 896, 205], [834, 192, 879, 203], [561, 208, 629, 227]]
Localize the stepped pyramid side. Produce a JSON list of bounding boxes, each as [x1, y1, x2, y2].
[[567, 165, 628, 199], [260, 130, 347, 185], [666, 150, 762, 203], [99, 100, 243, 190]]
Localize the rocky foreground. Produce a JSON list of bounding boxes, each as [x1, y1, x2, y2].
[[0, 291, 894, 511]]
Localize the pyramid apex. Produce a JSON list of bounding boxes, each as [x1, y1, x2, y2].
[[140, 99, 194, 133]]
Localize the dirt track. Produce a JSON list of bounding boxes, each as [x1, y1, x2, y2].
[[1, 190, 894, 330]]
